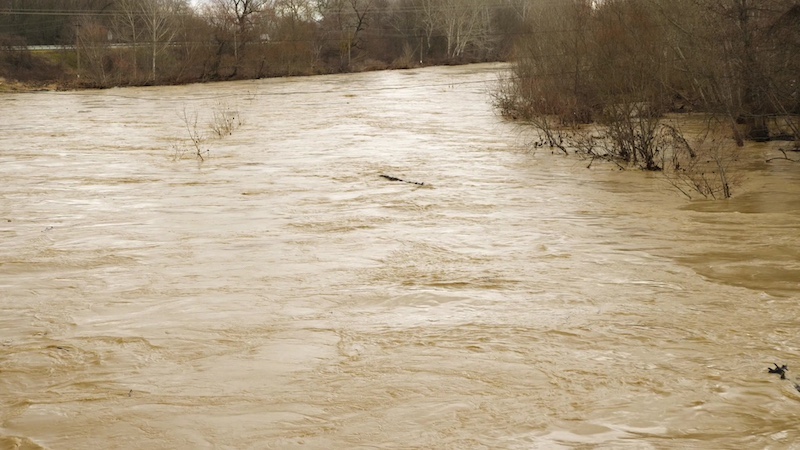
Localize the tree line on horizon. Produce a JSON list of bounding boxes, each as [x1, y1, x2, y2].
[[0, 0, 529, 86]]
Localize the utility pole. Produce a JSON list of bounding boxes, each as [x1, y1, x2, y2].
[[347, 31, 352, 69], [75, 22, 81, 78]]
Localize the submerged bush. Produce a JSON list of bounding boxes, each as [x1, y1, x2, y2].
[[496, 0, 800, 197]]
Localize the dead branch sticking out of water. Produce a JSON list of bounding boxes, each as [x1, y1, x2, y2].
[[768, 363, 788, 379], [174, 103, 243, 162], [178, 107, 208, 161], [766, 148, 800, 163], [209, 102, 242, 138], [660, 124, 740, 200], [380, 174, 425, 186]]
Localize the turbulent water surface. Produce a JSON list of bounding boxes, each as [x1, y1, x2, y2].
[[1, 63, 800, 449]]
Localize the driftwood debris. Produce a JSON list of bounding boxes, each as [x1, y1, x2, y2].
[[766, 363, 800, 392], [380, 174, 425, 186], [769, 363, 788, 379]]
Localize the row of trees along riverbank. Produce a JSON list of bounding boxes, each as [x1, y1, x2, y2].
[[0, 0, 531, 88], [496, 0, 799, 153], [495, 0, 799, 199]]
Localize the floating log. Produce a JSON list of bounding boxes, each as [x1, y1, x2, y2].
[[380, 174, 425, 186]]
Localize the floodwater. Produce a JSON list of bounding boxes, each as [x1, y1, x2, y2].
[[1, 63, 799, 449]]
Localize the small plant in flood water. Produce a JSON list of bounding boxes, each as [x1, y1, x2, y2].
[[209, 102, 243, 138], [174, 107, 208, 161], [660, 122, 741, 200], [173, 103, 243, 162]]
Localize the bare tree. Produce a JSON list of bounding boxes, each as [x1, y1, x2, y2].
[[654, 0, 799, 144], [503, 0, 532, 22], [496, 0, 777, 197], [75, 18, 113, 86], [113, 0, 144, 81], [386, 0, 422, 63], [661, 121, 740, 199], [213, 0, 272, 56], [438, 0, 493, 59], [210, 0, 273, 31], [203, 0, 273, 76], [275, 0, 316, 23], [497, 0, 594, 125], [315, 0, 375, 69], [138, 0, 184, 81], [270, 0, 318, 72], [344, 0, 376, 67], [416, 0, 441, 61]]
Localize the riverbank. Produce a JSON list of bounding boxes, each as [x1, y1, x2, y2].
[[0, 77, 61, 92], [0, 44, 496, 93]]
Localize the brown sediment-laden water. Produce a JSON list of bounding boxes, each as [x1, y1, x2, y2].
[[1, 63, 799, 449]]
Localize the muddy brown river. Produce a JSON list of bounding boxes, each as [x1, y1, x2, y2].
[[1, 64, 799, 449]]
